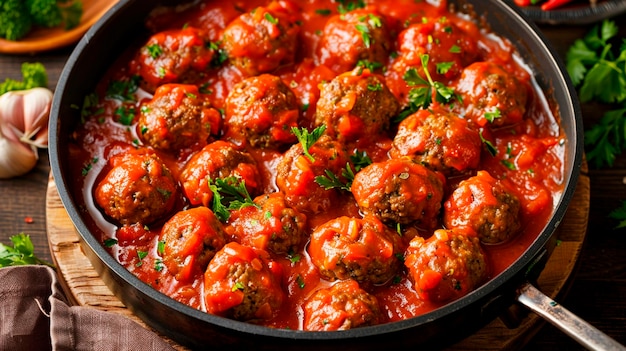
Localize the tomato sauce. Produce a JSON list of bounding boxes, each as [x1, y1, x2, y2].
[[67, 0, 565, 331]]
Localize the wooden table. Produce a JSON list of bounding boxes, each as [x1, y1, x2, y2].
[[1, 12, 626, 351]]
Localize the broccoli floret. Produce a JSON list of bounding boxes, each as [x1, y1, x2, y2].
[[0, 0, 33, 41], [26, 0, 62, 28], [0, 0, 83, 41], [59, 0, 83, 30], [26, 0, 83, 30], [0, 62, 48, 95]]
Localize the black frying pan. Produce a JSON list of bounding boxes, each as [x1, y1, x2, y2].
[[48, 0, 623, 349]]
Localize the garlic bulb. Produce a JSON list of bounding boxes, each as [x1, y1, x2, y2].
[[0, 87, 53, 179]]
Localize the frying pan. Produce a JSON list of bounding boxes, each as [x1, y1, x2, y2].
[[48, 0, 624, 349]]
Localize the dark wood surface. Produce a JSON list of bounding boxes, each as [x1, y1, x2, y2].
[[1, 11, 625, 351]]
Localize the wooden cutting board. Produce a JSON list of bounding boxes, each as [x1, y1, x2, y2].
[[46, 162, 590, 351]]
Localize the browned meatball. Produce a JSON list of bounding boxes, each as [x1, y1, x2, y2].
[[316, 8, 392, 73], [405, 229, 488, 303], [386, 16, 479, 102], [225, 192, 307, 254], [276, 134, 350, 214], [204, 242, 284, 321], [160, 207, 227, 282], [391, 108, 482, 174], [137, 84, 221, 153], [443, 171, 521, 244], [224, 74, 300, 148], [180, 140, 261, 207], [130, 26, 214, 91], [222, 1, 301, 75], [455, 61, 529, 127], [315, 68, 399, 142], [308, 216, 402, 284], [94, 149, 178, 225], [351, 158, 445, 229], [303, 280, 383, 331]]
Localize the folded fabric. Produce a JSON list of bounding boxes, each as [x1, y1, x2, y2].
[[0, 265, 175, 351]]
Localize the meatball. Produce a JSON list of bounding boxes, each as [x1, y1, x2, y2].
[[204, 242, 284, 321], [443, 171, 521, 244], [455, 61, 529, 127], [404, 229, 488, 303], [222, 1, 300, 75], [95, 149, 178, 225], [130, 26, 214, 91], [351, 158, 445, 229], [276, 134, 350, 214], [316, 8, 392, 73], [137, 84, 221, 153], [160, 207, 227, 282], [391, 108, 482, 174], [303, 280, 383, 331], [224, 74, 300, 148], [387, 16, 479, 101], [315, 68, 400, 142], [180, 140, 261, 207], [225, 192, 307, 254], [308, 216, 402, 284]]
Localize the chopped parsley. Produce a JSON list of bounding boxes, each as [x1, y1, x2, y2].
[[264, 12, 278, 25], [315, 149, 372, 191], [114, 106, 136, 126], [395, 54, 458, 122], [209, 176, 259, 222], [106, 76, 140, 102], [291, 125, 326, 162], [103, 238, 118, 248], [484, 108, 502, 123], [480, 130, 497, 157], [337, 0, 366, 14], [146, 44, 163, 59]]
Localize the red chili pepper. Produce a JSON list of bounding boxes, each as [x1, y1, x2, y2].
[[514, 0, 531, 6], [541, 0, 574, 10]]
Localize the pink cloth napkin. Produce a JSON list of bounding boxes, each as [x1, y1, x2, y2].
[[0, 265, 175, 351]]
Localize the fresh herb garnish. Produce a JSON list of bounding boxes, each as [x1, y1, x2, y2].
[[337, 0, 366, 14], [565, 19, 626, 168], [146, 44, 163, 59], [209, 176, 259, 222], [395, 54, 458, 122], [0, 233, 53, 267], [291, 125, 326, 162], [106, 76, 140, 102], [484, 108, 502, 123], [315, 150, 372, 191]]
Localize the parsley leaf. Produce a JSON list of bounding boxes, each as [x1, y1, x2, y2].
[[395, 54, 458, 122], [584, 108, 626, 168], [291, 126, 326, 162], [0, 233, 54, 268], [566, 19, 626, 168], [608, 200, 626, 228], [209, 176, 259, 222], [314, 150, 372, 191]]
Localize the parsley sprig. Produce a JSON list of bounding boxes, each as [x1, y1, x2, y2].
[[291, 125, 326, 162], [315, 150, 372, 191], [209, 177, 259, 222], [609, 201, 626, 229], [395, 54, 458, 122], [566, 19, 626, 168], [0, 233, 54, 268]]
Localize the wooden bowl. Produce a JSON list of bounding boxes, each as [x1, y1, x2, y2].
[[0, 0, 118, 54]]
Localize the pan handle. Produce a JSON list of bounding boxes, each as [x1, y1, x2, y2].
[[516, 282, 626, 351]]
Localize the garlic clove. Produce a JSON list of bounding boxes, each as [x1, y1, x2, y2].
[[21, 87, 53, 145], [0, 87, 53, 148], [0, 129, 38, 179], [0, 92, 25, 143]]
